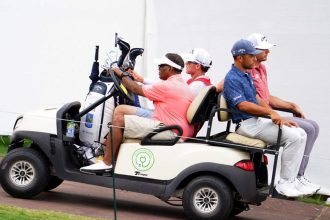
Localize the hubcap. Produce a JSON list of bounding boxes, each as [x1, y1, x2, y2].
[[193, 187, 219, 213], [9, 161, 35, 187]]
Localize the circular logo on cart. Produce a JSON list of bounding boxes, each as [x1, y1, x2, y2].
[[132, 148, 155, 171]]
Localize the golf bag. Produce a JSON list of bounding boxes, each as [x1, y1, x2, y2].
[[76, 34, 144, 164], [79, 73, 115, 145]]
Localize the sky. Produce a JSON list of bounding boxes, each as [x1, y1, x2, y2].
[[1, 0, 330, 188]]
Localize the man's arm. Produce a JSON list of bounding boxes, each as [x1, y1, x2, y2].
[[215, 79, 224, 92], [121, 77, 145, 96], [112, 68, 145, 97], [237, 96, 297, 127], [237, 100, 272, 116], [269, 95, 305, 118], [128, 69, 158, 85]]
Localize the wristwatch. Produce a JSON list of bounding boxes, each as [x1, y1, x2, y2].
[[120, 71, 130, 79]]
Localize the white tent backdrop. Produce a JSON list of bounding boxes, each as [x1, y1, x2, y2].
[[0, 0, 146, 134], [1, 0, 330, 189]]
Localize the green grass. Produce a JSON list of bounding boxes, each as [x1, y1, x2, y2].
[[298, 194, 330, 206], [0, 136, 107, 219], [0, 204, 105, 220], [0, 136, 10, 156], [0, 136, 33, 156]]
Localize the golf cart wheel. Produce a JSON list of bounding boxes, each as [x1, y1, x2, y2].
[[44, 176, 63, 191], [182, 176, 233, 220], [0, 148, 50, 198]]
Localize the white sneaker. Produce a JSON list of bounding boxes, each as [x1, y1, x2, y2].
[[297, 176, 321, 193], [295, 177, 316, 195], [275, 179, 304, 197], [80, 161, 113, 173]]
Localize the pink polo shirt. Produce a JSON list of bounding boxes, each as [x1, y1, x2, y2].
[[142, 74, 194, 140], [248, 63, 270, 104]]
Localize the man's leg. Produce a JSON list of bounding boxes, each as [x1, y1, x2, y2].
[[80, 105, 129, 171], [287, 117, 319, 176], [115, 104, 153, 118], [237, 118, 306, 180], [279, 126, 306, 180], [287, 117, 320, 191], [103, 106, 129, 165], [237, 118, 307, 197]]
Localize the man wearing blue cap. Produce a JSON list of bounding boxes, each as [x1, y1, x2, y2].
[[223, 39, 307, 197], [247, 33, 320, 194]]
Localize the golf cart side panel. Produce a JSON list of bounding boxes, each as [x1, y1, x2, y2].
[[56, 101, 81, 138], [115, 142, 250, 180], [10, 131, 53, 156], [9, 131, 81, 177], [114, 175, 168, 196], [162, 163, 266, 203], [14, 108, 58, 135]]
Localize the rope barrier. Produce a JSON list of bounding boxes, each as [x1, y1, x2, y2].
[[0, 109, 329, 161]]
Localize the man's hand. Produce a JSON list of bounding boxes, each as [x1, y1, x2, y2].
[[280, 118, 298, 127], [128, 70, 144, 83], [111, 67, 145, 97], [292, 104, 305, 119], [270, 111, 298, 127], [111, 67, 122, 77], [270, 111, 281, 125], [268, 95, 306, 119]]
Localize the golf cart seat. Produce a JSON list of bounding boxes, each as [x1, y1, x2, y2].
[[209, 93, 286, 196], [217, 94, 267, 148], [187, 85, 218, 126], [140, 85, 218, 145], [205, 93, 281, 151]]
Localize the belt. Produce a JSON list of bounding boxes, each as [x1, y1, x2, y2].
[[235, 118, 250, 131]]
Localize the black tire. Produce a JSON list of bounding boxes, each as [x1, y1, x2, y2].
[[230, 208, 244, 217], [0, 148, 50, 198], [182, 176, 233, 220], [44, 176, 63, 191], [230, 201, 248, 216]]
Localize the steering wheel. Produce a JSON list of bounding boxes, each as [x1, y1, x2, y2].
[[110, 70, 135, 103]]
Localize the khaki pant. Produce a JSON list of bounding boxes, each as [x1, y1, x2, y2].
[[124, 115, 177, 140]]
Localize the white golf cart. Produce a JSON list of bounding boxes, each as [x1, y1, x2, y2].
[[0, 36, 284, 220]]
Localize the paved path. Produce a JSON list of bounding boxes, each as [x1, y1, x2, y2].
[[0, 180, 329, 220]]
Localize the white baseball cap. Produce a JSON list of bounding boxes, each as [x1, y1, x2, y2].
[[182, 48, 212, 67], [154, 55, 184, 70], [247, 33, 276, 50]]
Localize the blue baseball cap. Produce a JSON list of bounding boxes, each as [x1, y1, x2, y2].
[[231, 39, 262, 56]]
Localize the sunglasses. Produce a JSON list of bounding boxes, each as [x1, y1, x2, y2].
[[158, 64, 171, 70]]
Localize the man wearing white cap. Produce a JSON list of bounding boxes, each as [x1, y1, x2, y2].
[[94, 49, 212, 139], [183, 48, 213, 96], [247, 33, 320, 194], [131, 48, 213, 96], [223, 39, 307, 197], [80, 53, 194, 172]]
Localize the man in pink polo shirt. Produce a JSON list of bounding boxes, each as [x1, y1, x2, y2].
[[247, 33, 321, 195], [81, 53, 194, 172]]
